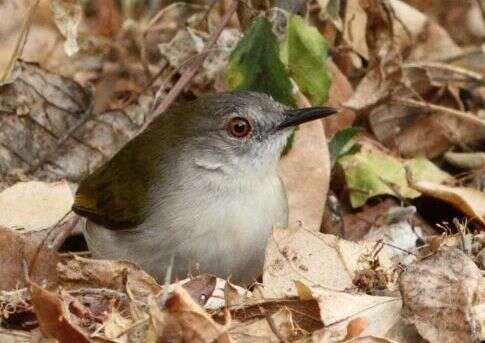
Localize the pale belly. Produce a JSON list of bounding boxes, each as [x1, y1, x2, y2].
[[83, 176, 288, 285]]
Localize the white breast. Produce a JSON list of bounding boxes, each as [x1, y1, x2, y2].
[[84, 173, 288, 285]]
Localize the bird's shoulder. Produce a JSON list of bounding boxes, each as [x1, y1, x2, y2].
[[72, 131, 160, 230]]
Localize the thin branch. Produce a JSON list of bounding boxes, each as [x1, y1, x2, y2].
[[393, 97, 485, 128], [0, 0, 39, 83], [147, 0, 240, 130], [49, 214, 81, 251], [259, 306, 289, 343]]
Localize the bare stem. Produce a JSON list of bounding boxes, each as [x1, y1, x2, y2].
[[147, 0, 240, 130]]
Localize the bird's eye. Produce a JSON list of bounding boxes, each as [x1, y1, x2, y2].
[[227, 117, 252, 138]]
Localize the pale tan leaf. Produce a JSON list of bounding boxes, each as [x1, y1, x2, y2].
[[0, 181, 72, 232], [278, 98, 330, 231], [412, 181, 485, 225], [263, 227, 387, 297], [310, 288, 402, 340]]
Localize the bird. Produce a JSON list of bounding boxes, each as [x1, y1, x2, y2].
[[72, 91, 336, 285]]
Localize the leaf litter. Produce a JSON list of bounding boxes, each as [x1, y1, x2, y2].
[[0, 0, 485, 342]]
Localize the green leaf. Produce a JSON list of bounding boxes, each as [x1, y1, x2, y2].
[[328, 127, 362, 167], [282, 15, 331, 106], [225, 16, 295, 107], [338, 146, 452, 208]]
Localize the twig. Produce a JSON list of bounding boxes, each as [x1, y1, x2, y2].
[[0, 0, 39, 83], [159, 254, 175, 308], [146, 0, 240, 130], [49, 214, 81, 251], [114, 317, 149, 339], [393, 97, 485, 128], [438, 46, 483, 63], [403, 62, 484, 84], [259, 306, 289, 343]]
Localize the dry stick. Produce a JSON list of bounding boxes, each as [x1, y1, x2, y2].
[[49, 214, 81, 251], [0, 0, 39, 83], [393, 97, 485, 128], [146, 0, 240, 130], [259, 306, 289, 343]]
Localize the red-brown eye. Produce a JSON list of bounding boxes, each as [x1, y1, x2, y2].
[[227, 117, 252, 138]]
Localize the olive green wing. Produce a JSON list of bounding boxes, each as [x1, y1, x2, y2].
[[72, 137, 154, 230]]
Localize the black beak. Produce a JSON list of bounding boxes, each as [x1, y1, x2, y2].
[[277, 106, 338, 130]]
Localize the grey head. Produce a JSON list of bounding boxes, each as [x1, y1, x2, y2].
[[152, 91, 338, 181]]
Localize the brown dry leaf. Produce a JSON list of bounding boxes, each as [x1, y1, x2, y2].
[[324, 59, 356, 137], [0, 61, 152, 186], [151, 284, 231, 342], [368, 64, 485, 158], [86, 0, 121, 37], [345, 317, 371, 340], [30, 282, 91, 343], [344, 0, 461, 64], [412, 181, 485, 226], [0, 181, 72, 232], [400, 247, 485, 343], [179, 276, 250, 311], [57, 255, 162, 299], [343, 0, 485, 159], [262, 227, 391, 297], [182, 274, 218, 306], [0, 226, 58, 290], [343, 0, 403, 111], [278, 93, 331, 231]]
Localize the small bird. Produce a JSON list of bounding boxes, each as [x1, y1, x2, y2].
[[73, 91, 336, 285]]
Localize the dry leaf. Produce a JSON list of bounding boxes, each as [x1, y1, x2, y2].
[[0, 61, 152, 185], [262, 227, 390, 297], [0, 329, 31, 343], [444, 152, 485, 170], [49, 0, 82, 56], [0, 181, 72, 232], [227, 298, 323, 341], [0, 226, 58, 290], [345, 317, 371, 340], [30, 282, 91, 343], [184, 276, 250, 311], [412, 181, 485, 226], [324, 59, 356, 137], [102, 309, 132, 342], [57, 255, 162, 299], [400, 247, 485, 343], [278, 115, 330, 231], [229, 308, 298, 342], [152, 284, 231, 342], [182, 274, 217, 306], [310, 287, 402, 340]]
